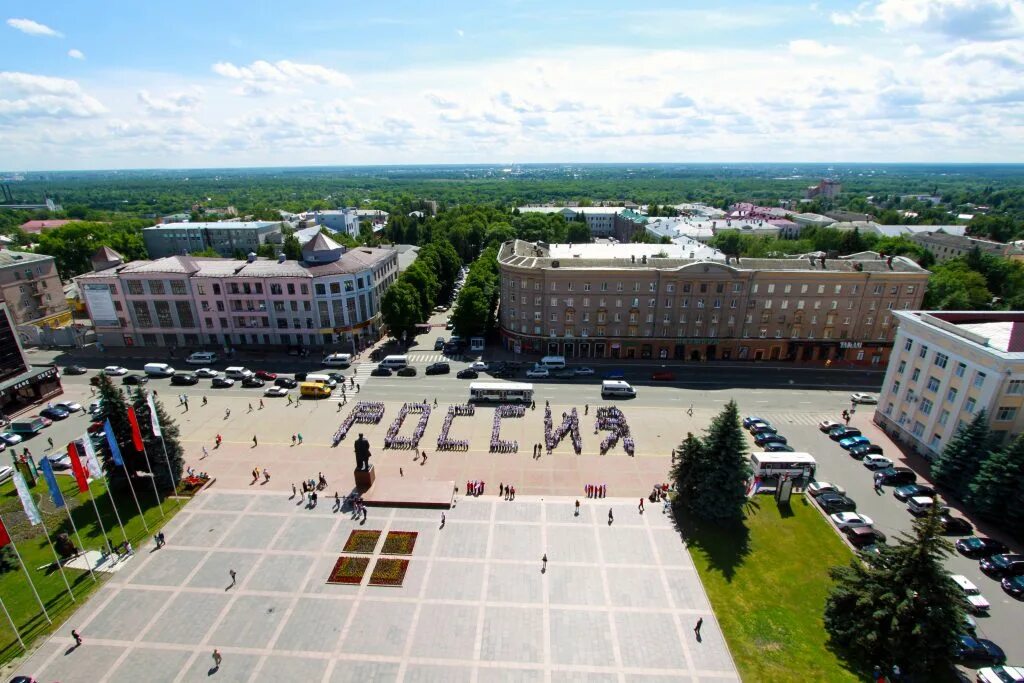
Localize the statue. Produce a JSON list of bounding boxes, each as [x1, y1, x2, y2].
[[354, 433, 372, 472]]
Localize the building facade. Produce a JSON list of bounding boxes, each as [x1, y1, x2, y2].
[[0, 303, 62, 414], [142, 221, 284, 258], [497, 239, 929, 364], [76, 235, 398, 351], [0, 251, 71, 327], [909, 231, 1021, 263], [873, 311, 1024, 461]]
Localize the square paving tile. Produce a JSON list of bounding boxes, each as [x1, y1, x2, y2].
[[272, 596, 351, 652], [404, 663, 474, 682], [209, 594, 292, 648], [605, 566, 669, 608], [253, 654, 329, 681], [489, 523, 542, 561], [486, 563, 543, 604], [141, 592, 231, 644], [108, 646, 193, 683], [197, 491, 253, 511], [329, 660, 401, 681], [247, 553, 316, 592], [128, 548, 206, 586], [663, 568, 710, 611], [217, 514, 287, 549], [271, 515, 339, 551], [549, 608, 617, 666], [247, 494, 294, 513], [35, 644, 125, 683], [548, 564, 607, 606], [614, 611, 685, 670], [423, 560, 485, 601], [80, 588, 170, 640], [493, 500, 542, 523], [544, 524, 601, 565], [601, 526, 656, 565], [480, 667, 545, 682], [480, 605, 544, 663], [650, 528, 691, 566], [434, 522, 488, 558], [172, 510, 238, 546], [188, 549, 263, 589], [555, 672, 619, 683], [181, 650, 261, 682], [340, 599, 417, 655], [451, 499, 494, 521], [408, 603, 478, 660]]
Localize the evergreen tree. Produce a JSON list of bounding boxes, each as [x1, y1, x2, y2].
[[95, 374, 134, 480], [930, 410, 992, 500], [132, 388, 185, 494], [689, 400, 751, 522], [824, 505, 968, 677], [967, 433, 1024, 523], [669, 432, 706, 515]]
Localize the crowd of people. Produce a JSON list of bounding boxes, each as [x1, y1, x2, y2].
[[595, 406, 636, 456], [437, 404, 474, 451], [466, 480, 486, 496], [490, 404, 524, 452], [544, 404, 583, 455], [334, 401, 385, 445], [585, 483, 608, 498], [383, 402, 431, 450]]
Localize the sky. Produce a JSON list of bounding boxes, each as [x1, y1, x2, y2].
[[1, 0, 1023, 170]]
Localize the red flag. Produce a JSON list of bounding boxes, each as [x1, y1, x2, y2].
[[68, 442, 90, 494], [0, 517, 11, 549], [127, 406, 144, 451]]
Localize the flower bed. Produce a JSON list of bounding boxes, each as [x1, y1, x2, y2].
[[381, 531, 418, 556], [369, 557, 410, 587], [327, 556, 369, 585], [343, 529, 382, 554]]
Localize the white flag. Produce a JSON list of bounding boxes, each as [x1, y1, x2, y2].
[[146, 393, 162, 437], [12, 471, 41, 526], [79, 433, 103, 478]]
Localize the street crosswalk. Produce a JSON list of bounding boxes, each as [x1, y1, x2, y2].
[[749, 412, 837, 427]]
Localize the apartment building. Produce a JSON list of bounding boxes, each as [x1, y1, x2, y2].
[[874, 311, 1024, 460], [0, 303, 62, 414], [496, 239, 929, 364], [0, 251, 71, 327], [77, 233, 398, 351], [516, 206, 625, 237], [909, 231, 1022, 263], [142, 221, 284, 258]]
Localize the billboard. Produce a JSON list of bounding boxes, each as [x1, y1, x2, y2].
[[82, 284, 119, 326]]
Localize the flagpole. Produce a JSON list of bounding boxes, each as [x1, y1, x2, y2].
[[0, 514, 50, 623], [85, 483, 114, 555], [128, 403, 164, 518], [117, 461, 149, 533], [37, 514, 75, 603], [0, 595, 25, 650], [159, 436, 181, 510], [104, 419, 149, 534], [138, 442, 164, 518], [103, 467, 132, 544], [146, 392, 181, 510], [62, 502, 97, 583]]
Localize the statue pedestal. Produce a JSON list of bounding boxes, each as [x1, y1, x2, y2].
[[354, 465, 376, 492]]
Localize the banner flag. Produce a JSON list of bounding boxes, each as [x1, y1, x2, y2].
[[68, 442, 90, 493], [0, 518, 10, 549], [80, 433, 103, 479], [38, 457, 65, 509], [127, 407, 144, 451], [146, 393, 162, 437], [12, 472, 41, 526], [104, 419, 124, 467]]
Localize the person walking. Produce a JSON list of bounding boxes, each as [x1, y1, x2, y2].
[[400, 467, 404, 477], [694, 617, 703, 639], [201, 445, 209, 459], [71, 629, 82, 647], [334, 491, 340, 512], [263, 468, 270, 483], [251, 468, 259, 484], [259, 399, 264, 410], [228, 569, 237, 587], [252, 434, 258, 447], [608, 508, 614, 524], [440, 512, 446, 528], [183, 397, 189, 412], [225, 408, 231, 419], [202, 396, 208, 406], [542, 553, 548, 572], [291, 483, 297, 499], [212, 649, 222, 668], [215, 434, 222, 448], [248, 403, 253, 413], [297, 433, 303, 445], [291, 434, 296, 446], [287, 393, 293, 405], [47, 436, 54, 450], [584, 404, 589, 415], [638, 498, 645, 514], [575, 499, 580, 516]]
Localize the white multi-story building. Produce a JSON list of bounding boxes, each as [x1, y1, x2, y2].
[[874, 311, 1024, 461]]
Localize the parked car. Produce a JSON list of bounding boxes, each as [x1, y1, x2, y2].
[[211, 377, 235, 388], [848, 443, 884, 458], [193, 368, 219, 378], [818, 419, 842, 432], [1002, 575, 1024, 599], [850, 393, 878, 404], [807, 481, 846, 497], [469, 361, 489, 371], [525, 367, 549, 379], [40, 406, 70, 421], [839, 435, 871, 450], [275, 377, 298, 388], [122, 374, 148, 385], [743, 416, 768, 429], [397, 366, 417, 377], [445, 320, 454, 330], [0, 465, 12, 484], [651, 371, 675, 381], [426, 362, 451, 375], [877, 467, 917, 486], [0, 432, 24, 446], [254, 370, 278, 381], [862, 455, 893, 470], [941, 509, 974, 535], [763, 442, 795, 452], [55, 401, 83, 413], [952, 575, 991, 613], [103, 365, 129, 376], [42, 453, 72, 471], [980, 554, 1024, 579], [977, 666, 1024, 683], [170, 373, 198, 386], [264, 386, 289, 397], [63, 365, 88, 375], [371, 367, 393, 377], [754, 433, 787, 446], [954, 635, 1005, 664], [830, 512, 874, 529], [844, 526, 886, 548], [894, 484, 936, 502], [241, 377, 265, 388], [574, 366, 595, 376], [456, 369, 478, 379], [829, 426, 861, 441], [434, 337, 445, 351], [817, 493, 857, 513], [749, 424, 778, 436], [956, 536, 1009, 558]]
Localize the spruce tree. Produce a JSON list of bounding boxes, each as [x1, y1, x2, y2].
[[669, 432, 706, 516], [94, 373, 137, 481], [967, 433, 1024, 522], [824, 504, 967, 677], [690, 400, 751, 522], [131, 388, 185, 494], [931, 410, 992, 500]]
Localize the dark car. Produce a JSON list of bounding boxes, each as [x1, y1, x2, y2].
[[956, 536, 1010, 558], [211, 377, 235, 388], [275, 377, 298, 388], [749, 424, 778, 436], [604, 369, 625, 380], [122, 374, 148, 385], [940, 509, 973, 535], [63, 365, 88, 375], [326, 372, 346, 383], [254, 370, 278, 381], [456, 369, 478, 379], [426, 362, 451, 375], [1002, 575, 1024, 598], [953, 635, 1006, 664], [980, 554, 1024, 579], [754, 433, 787, 446], [293, 372, 308, 382], [816, 493, 857, 513], [371, 367, 393, 377], [894, 484, 936, 502], [829, 426, 861, 441], [877, 467, 917, 486], [170, 373, 198, 386], [40, 406, 70, 421], [241, 377, 265, 388], [849, 443, 884, 458], [844, 526, 886, 548], [434, 337, 445, 351], [763, 443, 795, 452], [369, 348, 386, 361], [397, 366, 417, 377]]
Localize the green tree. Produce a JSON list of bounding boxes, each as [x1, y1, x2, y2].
[[256, 243, 277, 258], [967, 433, 1024, 524], [380, 280, 422, 341], [824, 504, 967, 677], [566, 220, 591, 244], [931, 410, 992, 500], [689, 400, 751, 522], [132, 388, 185, 493], [94, 374, 137, 482], [189, 247, 221, 257], [451, 283, 491, 336], [669, 432, 706, 514], [923, 262, 992, 310], [283, 234, 302, 261]]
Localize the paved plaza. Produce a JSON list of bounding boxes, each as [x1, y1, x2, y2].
[[16, 490, 738, 682]]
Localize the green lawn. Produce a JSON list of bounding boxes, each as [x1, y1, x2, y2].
[[681, 495, 860, 682], [0, 471, 182, 665]]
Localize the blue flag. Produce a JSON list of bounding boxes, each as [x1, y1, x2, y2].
[[104, 419, 124, 466], [38, 456, 66, 508]]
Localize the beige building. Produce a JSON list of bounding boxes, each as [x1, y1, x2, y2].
[[0, 251, 70, 327], [496, 240, 929, 364], [909, 231, 1022, 263], [874, 311, 1024, 460]]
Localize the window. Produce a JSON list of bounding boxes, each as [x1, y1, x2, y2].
[[171, 280, 187, 295], [926, 377, 940, 392], [920, 398, 933, 415], [955, 362, 966, 378], [287, 284, 295, 295], [929, 433, 942, 450], [918, 344, 928, 359], [938, 409, 950, 426], [127, 281, 144, 295], [965, 397, 977, 414], [132, 301, 152, 327], [911, 368, 920, 381], [996, 406, 1017, 422], [934, 353, 948, 369], [767, 284, 775, 294], [904, 339, 913, 352], [154, 301, 173, 327], [897, 360, 906, 375], [148, 280, 165, 295], [974, 371, 986, 388], [1008, 379, 1024, 395], [892, 380, 901, 396], [550, 297, 558, 307], [912, 421, 925, 437]]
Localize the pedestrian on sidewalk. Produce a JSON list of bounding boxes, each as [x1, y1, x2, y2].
[[71, 629, 82, 647], [202, 396, 208, 406], [252, 434, 258, 447], [251, 468, 259, 484], [228, 569, 236, 587], [440, 512, 445, 528], [263, 468, 270, 483], [694, 617, 703, 639], [291, 434, 296, 446], [183, 397, 189, 411], [638, 498, 645, 513], [297, 433, 303, 445], [201, 446, 209, 459], [575, 499, 580, 516], [212, 649, 222, 668], [47, 437, 54, 450], [248, 403, 253, 413], [259, 399, 264, 410], [608, 508, 614, 524], [291, 483, 296, 499], [225, 408, 231, 419], [400, 467, 404, 477]]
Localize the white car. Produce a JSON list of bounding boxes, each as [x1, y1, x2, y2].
[[0, 431, 24, 446], [807, 481, 846, 497], [850, 393, 878, 405], [264, 386, 289, 397], [830, 512, 874, 529], [818, 419, 841, 432], [56, 401, 83, 413], [977, 666, 1024, 683], [951, 574, 991, 613], [469, 361, 489, 371], [193, 368, 220, 378], [103, 365, 128, 376], [863, 455, 893, 470], [526, 367, 550, 379], [0, 465, 13, 484], [574, 367, 595, 376]]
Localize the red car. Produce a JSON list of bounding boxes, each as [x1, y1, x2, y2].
[[651, 371, 676, 381], [32, 415, 53, 427], [254, 370, 278, 381]]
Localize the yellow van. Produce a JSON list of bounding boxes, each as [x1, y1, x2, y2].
[[300, 382, 332, 399]]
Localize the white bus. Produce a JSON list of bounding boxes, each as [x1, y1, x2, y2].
[[749, 452, 817, 479], [469, 382, 534, 404]]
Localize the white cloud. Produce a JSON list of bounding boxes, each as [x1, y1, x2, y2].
[[211, 59, 352, 95], [662, 93, 695, 108], [788, 39, 844, 57], [0, 72, 106, 120], [456, 28, 464, 37], [6, 18, 62, 37], [67, 48, 85, 60], [833, 0, 1024, 39], [137, 89, 202, 116], [425, 92, 459, 109]]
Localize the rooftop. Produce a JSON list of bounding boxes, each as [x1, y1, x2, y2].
[[547, 240, 723, 261], [19, 219, 77, 233], [901, 311, 1024, 357], [145, 221, 280, 231], [0, 250, 53, 268], [517, 206, 627, 216]]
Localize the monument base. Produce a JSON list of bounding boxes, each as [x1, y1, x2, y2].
[[354, 465, 376, 492]]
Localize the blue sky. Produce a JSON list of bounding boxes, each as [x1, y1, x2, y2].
[[2, 0, 1023, 169]]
